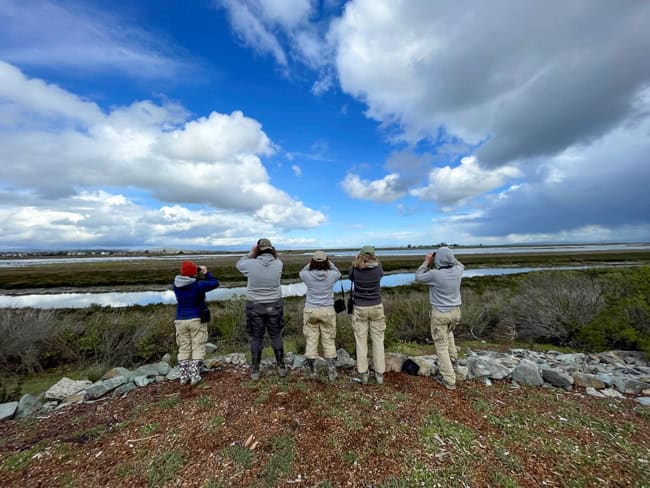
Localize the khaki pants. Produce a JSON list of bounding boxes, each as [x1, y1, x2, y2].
[[175, 318, 208, 361], [303, 307, 337, 359], [431, 307, 460, 385], [352, 303, 386, 374]]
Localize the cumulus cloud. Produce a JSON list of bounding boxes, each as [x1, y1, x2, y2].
[[0, 62, 325, 248], [330, 0, 650, 167], [291, 164, 302, 176], [0, 0, 195, 78], [341, 173, 405, 202], [411, 157, 521, 207]]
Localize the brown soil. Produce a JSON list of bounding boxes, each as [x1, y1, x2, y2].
[[1, 367, 649, 487]]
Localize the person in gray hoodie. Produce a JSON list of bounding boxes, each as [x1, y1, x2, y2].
[[236, 238, 285, 381], [414, 246, 464, 390], [299, 251, 342, 381]]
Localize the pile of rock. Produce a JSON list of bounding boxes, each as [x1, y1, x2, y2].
[[2, 347, 648, 422]]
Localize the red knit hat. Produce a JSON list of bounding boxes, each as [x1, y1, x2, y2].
[[180, 260, 197, 277]]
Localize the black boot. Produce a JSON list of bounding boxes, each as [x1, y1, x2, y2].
[[274, 348, 287, 377], [250, 351, 261, 381], [305, 358, 317, 379]]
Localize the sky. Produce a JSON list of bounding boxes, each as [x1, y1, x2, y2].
[[1, 0, 650, 251]]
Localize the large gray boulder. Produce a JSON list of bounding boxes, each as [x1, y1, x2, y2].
[[224, 353, 247, 365], [205, 343, 218, 354], [129, 362, 170, 380], [384, 352, 407, 372], [335, 349, 355, 369], [542, 369, 574, 388], [556, 353, 586, 365], [512, 360, 544, 386], [133, 375, 153, 387], [101, 367, 131, 380], [613, 378, 650, 395], [635, 397, 650, 407], [293, 354, 307, 369], [468, 356, 511, 380], [16, 394, 43, 419], [84, 376, 128, 400], [410, 356, 437, 376], [113, 382, 137, 398], [0, 402, 18, 422], [45, 378, 92, 401], [573, 373, 606, 390]]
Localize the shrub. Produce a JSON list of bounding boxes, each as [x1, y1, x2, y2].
[[0, 309, 57, 373]]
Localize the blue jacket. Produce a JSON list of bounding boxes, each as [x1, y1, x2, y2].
[[173, 272, 220, 320]]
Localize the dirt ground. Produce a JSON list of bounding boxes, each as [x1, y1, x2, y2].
[[1, 366, 649, 487]]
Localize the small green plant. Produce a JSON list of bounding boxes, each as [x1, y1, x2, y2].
[[221, 445, 255, 468], [342, 450, 358, 466], [207, 415, 225, 430], [157, 396, 180, 409], [139, 423, 160, 436], [146, 451, 184, 488], [195, 395, 213, 408], [263, 434, 295, 486]]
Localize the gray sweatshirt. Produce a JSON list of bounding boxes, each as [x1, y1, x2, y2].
[[299, 263, 342, 308], [236, 253, 283, 303], [414, 247, 464, 312]]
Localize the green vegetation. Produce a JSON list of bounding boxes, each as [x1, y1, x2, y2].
[[145, 451, 184, 488]]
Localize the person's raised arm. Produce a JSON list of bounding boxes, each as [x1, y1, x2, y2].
[[414, 252, 436, 284]]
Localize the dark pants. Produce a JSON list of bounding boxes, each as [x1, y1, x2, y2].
[[245, 300, 284, 355]]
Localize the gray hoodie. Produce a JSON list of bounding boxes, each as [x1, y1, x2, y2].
[[236, 253, 283, 303], [299, 263, 342, 308], [414, 247, 464, 312]]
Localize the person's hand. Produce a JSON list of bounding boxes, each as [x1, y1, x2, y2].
[[199, 265, 207, 275], [424, 252, 434, 266]]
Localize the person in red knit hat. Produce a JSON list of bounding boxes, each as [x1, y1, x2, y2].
[[173, 260, 219, 386]]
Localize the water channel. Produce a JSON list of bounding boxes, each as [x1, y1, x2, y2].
[[0, 264, 632, 309]]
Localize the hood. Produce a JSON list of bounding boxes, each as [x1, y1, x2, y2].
[[257, 254, 277, 266], [434, 247, 456, 269], [174, 275, 196, 287], [309, 269, 331, 281]]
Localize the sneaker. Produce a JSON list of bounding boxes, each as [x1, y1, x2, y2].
[[436, 377, 456, 390], [278, 365, 288, 378], [375, 373, 384, 385], [359, 372, 369, 385], [190, 375, 202, 387], [179, 376, 190, 385], [250, 369, 260, 381]]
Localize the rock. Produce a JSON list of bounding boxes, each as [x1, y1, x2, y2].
[[410, 356, 437, 376], [224, 353, 247, 365], [59, 392, 86, 409], [613, 378, 650, 395], [205, 343, 218, 354], [166, 367, 181, 381], [101, 367, 131, 380], [84, 376, 128, 400], [0, 402, 18, 421], [16, 395, 42, 419], [468, 357, 511, 380], [384, 352, 407, 372], [601, 388, 624, 399], [155, 375, 165, 383], [542, 369, 574, 388], [594, 373, 613, 386], [41, 401, 59, 412], [598, 351, 624, 365], [161, 353, 172, 363], [133, 375, 153, 387], [284, 351, 295, 366], [335, 348, 355, 369], [643, 389, 650, 396], [45, 378, 92, 401], [635, 397, 650, 407], [511, 360, 544, 386], [113, 383, 137, 398], [314, 357, 327, 372], [585, 387, 605, 398], [573, 373, 606, 390], [203, 358, 222, 370], [293, 354, 307, 369], [130, 362, 170, 380], [484, 378, 493, 386], [556, 353, 586, 364]]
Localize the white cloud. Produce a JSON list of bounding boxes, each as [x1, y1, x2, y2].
[[0, 0, 195, 79], [291, 164, 302, 176], [411, 156, 521, 207], [341, 173, 405, 202], [0, 63, 325, 248]]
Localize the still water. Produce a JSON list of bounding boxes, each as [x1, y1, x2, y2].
[[0, 265, 626, 309]]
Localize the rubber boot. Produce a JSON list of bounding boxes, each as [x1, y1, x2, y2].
[[178, 360, 190, 385], [274, 348, 287, 377], [189, 360, 203, 386], [305, 359, 317, 379], [327, 358, 337, 382], [250, 351, 261, 381]]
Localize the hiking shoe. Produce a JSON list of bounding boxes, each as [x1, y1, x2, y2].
[[250, 370, 260, 381], [179, 376, 190, 385], [190, 375, 202, 387], [375, 373, 384, 385], [359, 372, 369, 385], [327, 359, 337, 382], [436, 377, 456, 390], [278, 365, 288, 378]]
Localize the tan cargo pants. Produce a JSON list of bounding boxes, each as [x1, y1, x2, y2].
[[431, 307, 461, 385], [352, 303, 386, 375], [175, 318, 208, 361], [303, 307, 337, 359]]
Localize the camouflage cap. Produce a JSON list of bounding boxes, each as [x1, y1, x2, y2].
[[257, 238, 273, 251]]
